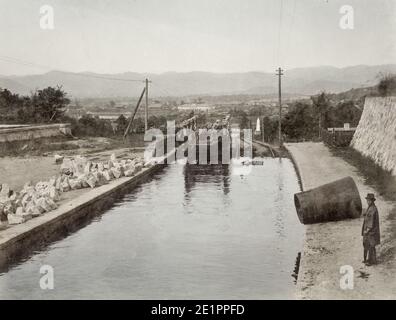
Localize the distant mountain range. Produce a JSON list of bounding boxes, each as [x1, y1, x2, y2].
[[1, 64, 395, 98]]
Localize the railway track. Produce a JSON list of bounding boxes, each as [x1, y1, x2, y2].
[[252, 140, 276, 158]]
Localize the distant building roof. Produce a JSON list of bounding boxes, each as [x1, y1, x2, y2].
[[178, 103, 213, 110]]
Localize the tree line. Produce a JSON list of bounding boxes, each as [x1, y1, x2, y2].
[[0, 86, 170, 137], [280, 74, 396, 141], [234, 74, 396, 143], [1, 73, 394, 141], [0, 86, 70, 124]]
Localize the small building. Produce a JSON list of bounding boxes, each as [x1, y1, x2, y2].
[[85, 112, 131, 120], [178, 103, 214, 112], [323, 123, 357, 147]]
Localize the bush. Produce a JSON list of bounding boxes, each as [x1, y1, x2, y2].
[[377, 74, 396, 96], [71, 115, 114, 137], [0, 86, 70, 124], [282, 102, 316, 140]]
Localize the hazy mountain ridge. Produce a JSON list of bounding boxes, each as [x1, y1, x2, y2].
[[1, 65, 395, 98]]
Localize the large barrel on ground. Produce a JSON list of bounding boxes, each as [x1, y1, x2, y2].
[[294, 176, 362, 224]]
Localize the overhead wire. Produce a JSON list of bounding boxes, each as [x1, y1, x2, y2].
[[284, 0, 297, 69], [150, 83, 173, 97], [276, 0, 284, 68]]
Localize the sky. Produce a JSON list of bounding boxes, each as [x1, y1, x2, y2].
[[0, 0, 395, 75]]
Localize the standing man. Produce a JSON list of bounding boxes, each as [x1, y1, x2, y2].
[[362, 193, 380, 266]]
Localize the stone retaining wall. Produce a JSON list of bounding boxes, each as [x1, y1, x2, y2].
[[351, 97, 396, 174], [0, 123, 71, 143]]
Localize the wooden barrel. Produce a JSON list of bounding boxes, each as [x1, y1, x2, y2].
[[294, 176, 362, 224]]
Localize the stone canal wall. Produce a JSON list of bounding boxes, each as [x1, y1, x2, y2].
[[0, 143, 178, 270], [0, 123, 71, 143], [351, 97, 396, 175], [0, 163, 164, 270]]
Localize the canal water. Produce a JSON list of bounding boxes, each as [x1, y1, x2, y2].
[[0, 158, 303, 299]]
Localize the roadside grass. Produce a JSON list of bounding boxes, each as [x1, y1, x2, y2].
[[329, 146, 396, 263]]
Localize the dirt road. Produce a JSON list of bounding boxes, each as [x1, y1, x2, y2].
[[285, 142, 396, 299]]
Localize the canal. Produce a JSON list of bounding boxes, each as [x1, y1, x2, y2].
[[0, 158, 303, 299]]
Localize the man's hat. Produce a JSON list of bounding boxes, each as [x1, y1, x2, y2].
[[365, 193, 376, 201]]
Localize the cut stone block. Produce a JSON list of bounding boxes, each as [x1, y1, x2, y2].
[[69, 178, 82, 190], [98, 162, 104, 172], [0, 184, 10, 198], [86, 175, 97, 188], [54, 154, 64, 164], [3, 203, 14, 215], [15, 207, 32, 220], [77, 175, 89, 188], [60, 158, 73, 175], [61, 180, 71, 192], [49, 186, 60, 201], [15, 207, 24, 216], [7, 214, 26, 225], [36, 197, 52, 213], [46, 198, 58, 210], [108, 169, 115, 179], [124, 169, 134, 177], [14, 198, 22, 208], [102, 170, 111, 182], [25, 202, 42, 217], [9, 192, 17, 201], [114, 164, 125, 177], [96, 172, 108, 185], [84, 161, 92, 174], [55, 176, 62, 191], [111, 167, 121, 179], [89, 172, 100, 186]]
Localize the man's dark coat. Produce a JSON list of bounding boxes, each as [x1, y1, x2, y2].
[[362, 203, 380, 246]]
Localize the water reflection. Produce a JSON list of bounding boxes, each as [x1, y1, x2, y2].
[[275, 158, 286, 239], [184, 164, 230, 196]]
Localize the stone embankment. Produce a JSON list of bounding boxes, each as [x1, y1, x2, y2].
[[351, 96, 396, 174], [0, 152, 163, 269], [0, 123, 72, 143]]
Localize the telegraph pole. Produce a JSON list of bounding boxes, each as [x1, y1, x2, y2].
[[276, 67, 284, 146], [145, 78, 149, 132]]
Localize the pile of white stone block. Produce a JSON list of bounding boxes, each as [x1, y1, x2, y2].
[[0, 180, 60, 225], [59, 154, 145, 190], [0, 153, 147, 226]]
